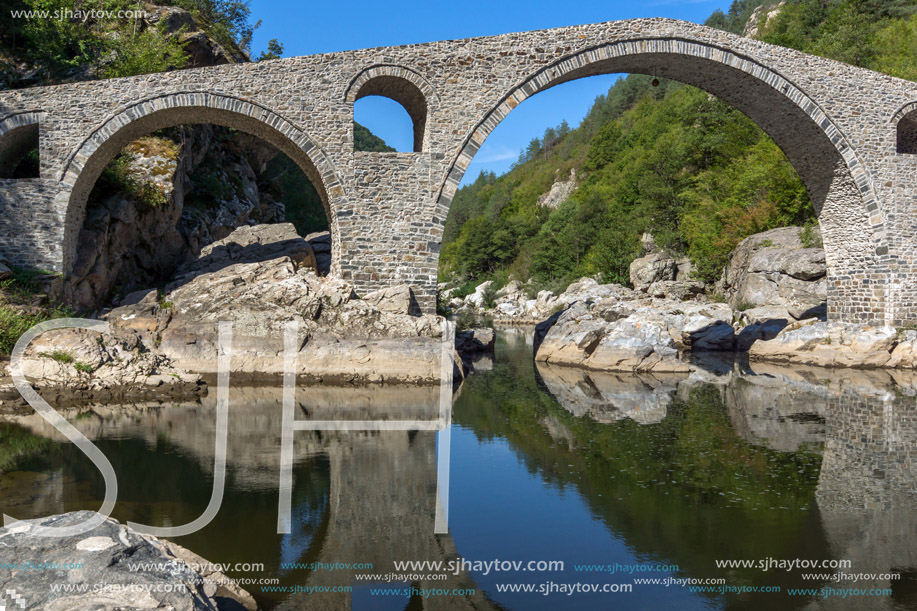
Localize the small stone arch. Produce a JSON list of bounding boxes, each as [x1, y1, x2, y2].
[[59, 92, 345, 278], [893, 101, 917, 154], [0, 111, 44, 178], [346, 65, 439, 152]]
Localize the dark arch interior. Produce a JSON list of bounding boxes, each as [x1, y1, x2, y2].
[[353, 75, 428, 152], [65, 108, 333, 310], [0, 122, 39, 178], [64, 104, 335, 273], [898, 110, 917, 154]]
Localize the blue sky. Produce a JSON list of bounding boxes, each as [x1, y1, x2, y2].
[[250, 0, 736, 182]]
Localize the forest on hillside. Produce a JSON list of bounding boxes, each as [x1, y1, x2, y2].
[[440, 0, 917, 294]]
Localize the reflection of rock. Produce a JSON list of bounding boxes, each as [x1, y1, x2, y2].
[[536, 361, 687, 424], [0, 511, 256, 610]]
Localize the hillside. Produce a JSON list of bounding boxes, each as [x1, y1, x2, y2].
[[440, 0, 917, 294]]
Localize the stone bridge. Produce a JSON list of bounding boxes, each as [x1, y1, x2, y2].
[[1, 18, 917, 323]]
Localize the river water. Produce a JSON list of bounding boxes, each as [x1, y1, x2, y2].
[[1, 328, 915, 610]]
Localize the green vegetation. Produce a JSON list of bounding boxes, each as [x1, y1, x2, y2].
[[0, 0, 261, 87], [0, 268, 73, 356], [261, 153, 330, 235], [440, 0, 917, 292], [90, 152, 170, 209], [441, 75, 812, 288], [354, 122, 397, 152], [43, 349, 73, 364]]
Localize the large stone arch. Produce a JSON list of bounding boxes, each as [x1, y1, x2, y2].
[[58, 92, 345, 278], [435, 38, 888, 323]]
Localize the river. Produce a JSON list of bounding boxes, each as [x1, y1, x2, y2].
[[1, 328, 915, 610]]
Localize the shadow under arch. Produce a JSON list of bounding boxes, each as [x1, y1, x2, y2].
[[58, 92, 345, 279], [436, 37, 889, 323]]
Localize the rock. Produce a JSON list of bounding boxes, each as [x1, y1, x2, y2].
[[178, 222, 316, 278], [739, 306, 792, 325], [362, 284, 420, 315], [533, 302, 690, 373], [107, 224, 454, 385], [0, 260, 12, 280], [455, 327, 496, 356], [17, 326, 205, 406], [645, 280, 705, 300], [629, 253, 677, 292], [465, 281, 494, 308], [719, 226, 826, 315], [744, 2, 785, 38], [536, 169, 577, 209], [0, 511, 256, 611], [888, 331, 917, 368], [748, 319, 899, 368]]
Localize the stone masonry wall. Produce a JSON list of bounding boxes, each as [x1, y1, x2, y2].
[[0, 18, 916, 321]]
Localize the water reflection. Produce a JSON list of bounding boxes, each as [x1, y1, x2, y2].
[[0, 330, 915, 610]]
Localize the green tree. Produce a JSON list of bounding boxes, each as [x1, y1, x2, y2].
[[256, 38, 283, 61], [102, 24, 188, 79]]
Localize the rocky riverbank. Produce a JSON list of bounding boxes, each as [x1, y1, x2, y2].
[[5, 223, 481, 406], [445, 226, 917, 373]]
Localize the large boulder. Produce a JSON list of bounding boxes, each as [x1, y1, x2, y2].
[[628, 234, 697, 298], [305, 231, 332, 275], [106, 224, 453, 385], [629, 253, 677, 292], [0, 511, 256, 610], [533, 297, 738, 373], [720, 226, 826, 316], [748, 319, 899, 368], [464, 281, 494, 309]]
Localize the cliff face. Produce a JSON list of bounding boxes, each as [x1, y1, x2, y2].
[[68, 125, 289, 311]]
